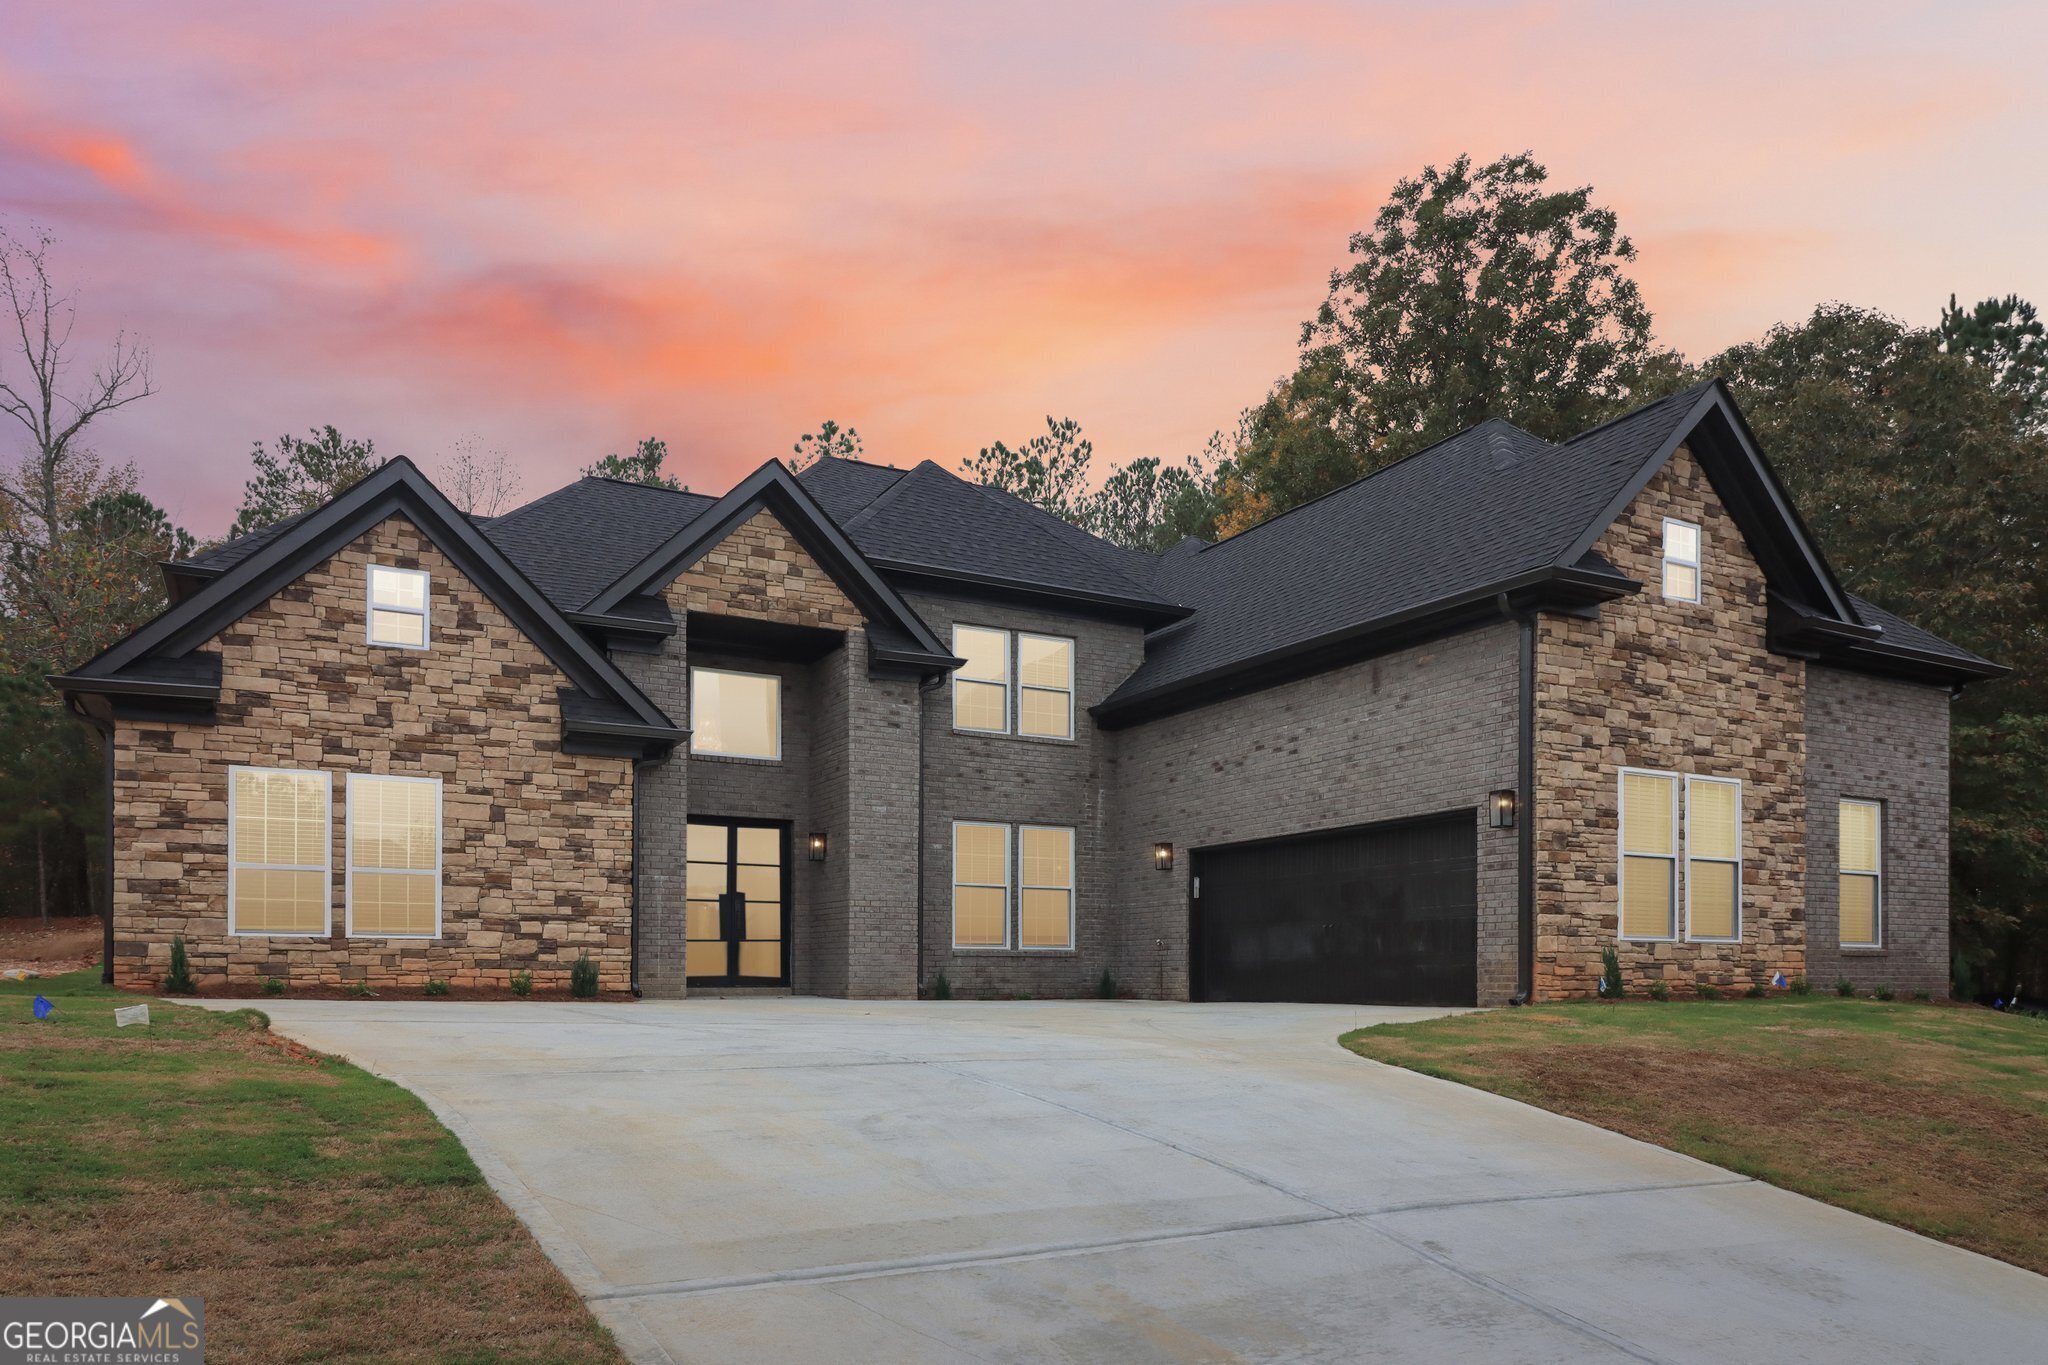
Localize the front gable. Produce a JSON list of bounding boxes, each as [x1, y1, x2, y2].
[[668, 507, 864, 631]]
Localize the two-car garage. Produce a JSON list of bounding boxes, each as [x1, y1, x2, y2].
[[1190, 812, 1478, 1007]]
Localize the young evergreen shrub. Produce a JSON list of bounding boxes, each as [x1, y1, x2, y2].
[[1873, 983, 1894, 1001], [1599, 945, 1625, 1000], [932, 971, 952, 1001], [1745, 982, 1767, 999], [1097, 968, 1118, 1000], [425, 979, 451, 997], [1647, 979, 1670, 1002], [1790, 976, 1813, 996], [570, 951, 599, 998], [261, 976, 286, 997], [346, 980, 378, 999], [1697, 983, 1721, 1000], [163, 935, 196, 994], [510, 970, 533, 998], [1835, 978, 1856, 998]]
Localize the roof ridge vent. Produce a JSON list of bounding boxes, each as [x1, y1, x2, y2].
[[1488, 424, 1523, 471]]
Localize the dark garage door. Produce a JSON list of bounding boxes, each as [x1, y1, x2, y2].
[[1192, 813, 1477, 1006]]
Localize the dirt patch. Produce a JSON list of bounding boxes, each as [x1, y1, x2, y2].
[[0, 916, 101, 975]]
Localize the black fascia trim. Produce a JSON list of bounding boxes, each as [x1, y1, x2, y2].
[[1819, 639, 2010, 688], [568, 608, 677, 638], [46, 671, 218, 701], [161, 560, 222, 605], [1093, 565, 1637, 729], [867, 638, 965, 675], [584, 461, 951, 659], [871, 559, 1193, 627], [57, 459, 677, 735], [1767, 594, 1885, 652]]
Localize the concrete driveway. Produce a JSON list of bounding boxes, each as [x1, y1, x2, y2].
[[218, 998, 2048, 1362]]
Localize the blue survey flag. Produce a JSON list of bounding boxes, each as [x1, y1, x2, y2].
[[32, 994, 54, 1020]]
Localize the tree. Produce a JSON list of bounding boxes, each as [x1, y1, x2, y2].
[[1938, 293, 2048, 435], [583, 437, 681, 490], [964, 417, 1096, 523], [1303, 152, 1656, 461], [1207, 357, 1379, 538], [435, 435, 523, 517], [788, 420, 864, 471], [1088, 452, 1222, 552], [0, 226, 156, 552], [231, 426, 383, 536]]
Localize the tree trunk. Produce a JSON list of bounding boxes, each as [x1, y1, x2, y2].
[[37, 822, 49, 929]]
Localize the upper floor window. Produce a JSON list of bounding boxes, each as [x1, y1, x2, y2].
[[1839, 800, 1883, 948], [691, 668, 781, 760], [951, 625, 1075, 741], [228, 766, 331, 936], [347, 774, 442, 938], [367, 565, 430, 648], [1661, 518, 1701, 602]]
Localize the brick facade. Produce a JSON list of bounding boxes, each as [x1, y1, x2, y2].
[[1535, 444, 1807, 998], [1109, 624, 1522, 1002], [111, 516, 635, 992], [1803, 667, 1951, 996]]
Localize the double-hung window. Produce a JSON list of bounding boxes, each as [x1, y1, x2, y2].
[[952, 820, 1076, 950], [1685, 776, 1742, 941], [367, 565, 430, 648], [1618, 770, 1679, 940], [952, 626, 1075, 740], [1661, 519, 1701, 602], [1839, 800, 1883, 947], [346, 774, 442, 938], [229, 767, 332, 935]]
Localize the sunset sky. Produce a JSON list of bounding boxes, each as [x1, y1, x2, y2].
[[5, 1, 2045, 539]]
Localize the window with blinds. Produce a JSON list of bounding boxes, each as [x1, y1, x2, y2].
[[346, 774, 442, 937], [1685, 777, 1741, 941], [1839, 800, 1883, 947], [1662, 518, 1701, 602], [1619, 770, 1679, 940], [952, 821, 1011, 948], [952, 627, 1010, 734], [1018, 825, 1075, 949], [229, 767, 332, 935], [367, 565, 430, 648]]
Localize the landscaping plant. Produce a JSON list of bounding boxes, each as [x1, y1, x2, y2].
[[1647, 980, 1669, 1002], [1836, 978, 1857, 998], [425, 979, 451, 997], [162, 935, 195, 995], [1599, 945, 1625, 1000], [261, 976, 285, 996], [510, 970, 533, 997], [931, 971, 952, 1001], [570, 951, 598, 999], [1097, 968, 1118, 1000]]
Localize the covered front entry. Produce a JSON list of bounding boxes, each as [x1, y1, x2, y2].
[[686, 818, 789, 986], [1191, 812, 1478, 1006]]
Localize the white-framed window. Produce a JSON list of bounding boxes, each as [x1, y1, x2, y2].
[[1685, 776, 1742, 942], [1839, 799, 1883, 948], [952, 821, 1011, 949], [1618, 768, 1679, 941], [952, 626, 1010, 734], [1018, 825, 1075, 950], [1661, 518, 1701, 602], [346, 774, 442, 938], [952, 625, 1076, 741], [366, 564, 431, 648], [690, 668, 782, 760], [1017, 634, 1075, 740], [228, 766, 332, 936]]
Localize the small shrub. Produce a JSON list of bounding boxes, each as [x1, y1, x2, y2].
[[1697, 983, 1721, 1001], [1599, 945, 1625, 1000], [1835, 978, 1856, 998], [346, 980, 379, 999], [1015, 990, 1034, 1001], [1790, 976, 1812, 996], [510, 970, 533, 998], [570, 951, 599, 999], [261, 976, 286, 997], [1873, 983, 1894, 1001], [1912, 989, 1931, 1002], [931, 971, 952, 1001], [1646, 979, 1670, 1002], [163, 935, 196, 995], [425, 978, 451, 997], [1744, 982, 1766, 999], [1097, 968, 1118, 1000]]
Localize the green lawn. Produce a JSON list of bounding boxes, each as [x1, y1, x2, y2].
[[0, 970, 622, 1364], [1343, 997, 2048, 1276]]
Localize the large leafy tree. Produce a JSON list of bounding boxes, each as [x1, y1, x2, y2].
[[1302, 151, 1656, 461], [1207, 357, 1378, 538], [583, 436, 681, 490], [232, 426, 384, 536]]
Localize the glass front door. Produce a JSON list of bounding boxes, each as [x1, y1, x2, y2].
[[685, 819, 788, 985]]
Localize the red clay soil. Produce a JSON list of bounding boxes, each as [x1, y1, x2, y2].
[[0, 915, 101, 974]]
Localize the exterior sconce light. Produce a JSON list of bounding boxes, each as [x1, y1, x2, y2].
[[1153, 842, 1175, 872], [807, 832, 829, 862], [1489, 789, 1518, 829]]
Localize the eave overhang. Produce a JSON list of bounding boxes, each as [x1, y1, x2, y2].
[[871, 558, 1194, 629]]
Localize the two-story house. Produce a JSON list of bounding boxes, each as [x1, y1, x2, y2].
[[54, 381, 2003, 1003]]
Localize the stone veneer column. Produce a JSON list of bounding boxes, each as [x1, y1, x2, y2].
[[617, 635, 689, 999]]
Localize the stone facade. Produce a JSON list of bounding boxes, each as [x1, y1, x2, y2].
[[671, 509, 863, 629], [1803, 666, 1951, 996], [911, 594, 1146, 999], [111, 515, 635, 992], [1109, 623, 1522, 1003], [1534, 444, 1807, 999]]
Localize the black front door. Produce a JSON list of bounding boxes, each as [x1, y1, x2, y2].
[[1191, 812, 1477, 1006], [685, 819, 788, 985]]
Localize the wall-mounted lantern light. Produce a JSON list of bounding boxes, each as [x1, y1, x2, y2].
[[1153, 842, 1175, 872], [807, 832, 829, 862], [1489, 789, 1518, 829]]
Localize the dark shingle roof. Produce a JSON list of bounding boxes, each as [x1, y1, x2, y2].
[[1847, 595, 2001, 670], [179, 509, 317, 572], [1115, 386, 1713, 706], [795, 457, 905, 522], [482, 478, 716, 610]]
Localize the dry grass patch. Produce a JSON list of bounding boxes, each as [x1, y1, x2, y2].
[[1343, 997, 2048, 1276], [1, 970, 622, 1364]]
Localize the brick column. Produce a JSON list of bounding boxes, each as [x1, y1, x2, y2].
[[618, 636, 689, 998], [841, 639, 921, 998]]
